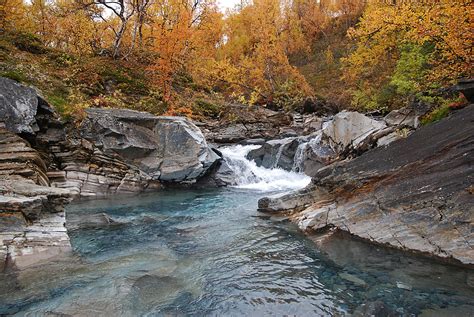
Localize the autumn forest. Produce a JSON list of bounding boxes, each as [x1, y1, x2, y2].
[[0, 0, 472, 118]]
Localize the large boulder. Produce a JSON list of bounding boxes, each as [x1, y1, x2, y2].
[[259, 105, 474, 266], [246, 137, 299, 170], [0, 77, 41, 134], [321, 111, 387, 154], [80, 108, 220, 182], [296, 132, 337, 176]]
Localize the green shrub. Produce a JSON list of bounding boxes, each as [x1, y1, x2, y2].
[[46, 94, 68, 115], [390, 43, 433, 96], [193, 99, 223, 118], [421, 105, 450, 125], [101, 67, 148, 95], [1, 70, 28, 83], [273, 80, 306, 111], [53, 52, 76, 66]]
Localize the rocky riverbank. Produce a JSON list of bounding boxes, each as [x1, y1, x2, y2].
[[259, 104, 474, 267], [1, 75, 473, 269], [0, 77, 222, 266]]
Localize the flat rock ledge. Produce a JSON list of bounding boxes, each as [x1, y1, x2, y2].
[[259, 105, 474, 266]]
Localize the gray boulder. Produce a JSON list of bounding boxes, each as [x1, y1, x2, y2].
[[384, 107, 420, 128], [195, 159, 236, 187], [321, 111, 387, 154], [0, 77, 40, 134], [297, 133, 337, 176], [246, 137, 301, 170], [80, 108, 220, 182]]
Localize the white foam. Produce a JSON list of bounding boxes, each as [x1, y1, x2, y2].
[[219, 144, 311, 192]]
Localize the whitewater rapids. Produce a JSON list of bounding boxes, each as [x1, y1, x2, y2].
[[219, 145, 311, 192]]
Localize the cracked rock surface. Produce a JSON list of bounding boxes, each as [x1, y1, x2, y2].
[[80, 108, 220, 182], [259, 105, 474, 266]]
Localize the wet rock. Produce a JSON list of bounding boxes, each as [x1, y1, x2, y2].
[[81, 109, 219, 182], [352, 300, 397, 317], [259, 105, 474, 266], [338, 272, 367, 287], [247, 137, 300, 170], [297, 132, 338, 176], [195, 159, 236, 187], [67, 212, 123, 230]]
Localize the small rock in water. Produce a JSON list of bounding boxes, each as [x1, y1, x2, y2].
[[132, 275, 184, 308], [352, 300, 398, 317], [396, 281, 413, 291], [338, 272, 367, 287]]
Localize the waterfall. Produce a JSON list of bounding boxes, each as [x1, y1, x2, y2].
[[272, 138, 293, 169], [219, 145, 311, 192], [292, 142, 308, 173]]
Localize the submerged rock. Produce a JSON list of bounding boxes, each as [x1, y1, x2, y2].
[[259, 105, 474, 266]]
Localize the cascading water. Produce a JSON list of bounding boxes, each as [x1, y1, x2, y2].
[[271, 138, 293, 168], [292, 141, 308, 173], [219, 145, 311, 191]]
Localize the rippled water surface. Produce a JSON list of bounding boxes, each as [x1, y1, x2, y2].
[[1, 189, 474, 316]]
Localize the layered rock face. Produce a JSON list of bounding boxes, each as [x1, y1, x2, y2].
[[259, 105, 474, 266], [0, 128, 72, 269]]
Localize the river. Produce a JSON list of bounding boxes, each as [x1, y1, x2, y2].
[[0, 146, 473, 316]]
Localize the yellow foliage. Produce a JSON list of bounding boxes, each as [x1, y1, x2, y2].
[[0, 0, 30, 31], [345, 0, 473, 85]]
